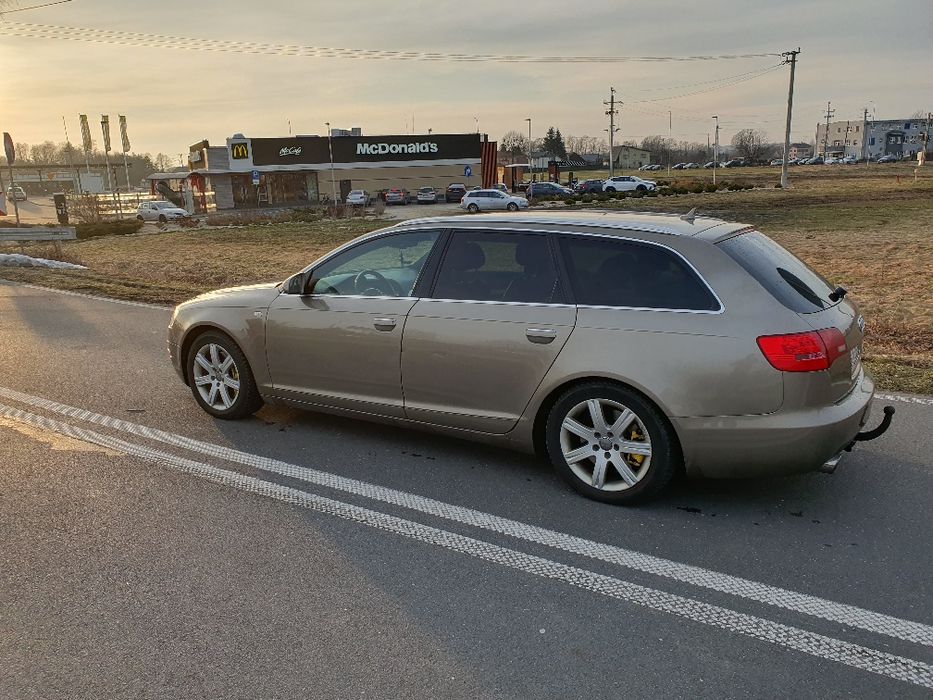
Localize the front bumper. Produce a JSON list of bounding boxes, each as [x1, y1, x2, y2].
[[675, 372, 877, 479]]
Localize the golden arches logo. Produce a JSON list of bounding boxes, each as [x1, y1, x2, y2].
[[231, 143, 249, 159]]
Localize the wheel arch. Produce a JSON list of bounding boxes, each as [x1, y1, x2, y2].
[[530, 375, 685, 465], [178, 322, 246, 385]]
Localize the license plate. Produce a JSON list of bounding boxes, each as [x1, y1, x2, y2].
[[850, 346, 862, 379]]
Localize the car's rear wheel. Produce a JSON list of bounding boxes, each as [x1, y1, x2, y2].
[[605, 186, 616, 192], [186, 331, 263, 419], [467, 203, 480, 213], [136, 215, 144, 221], [545, 382, 677, 504], [507, 202, 519, 211], [158, 214, 167, 223]]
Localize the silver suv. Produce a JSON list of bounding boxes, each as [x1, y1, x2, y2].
[[168, 211, 890, 504]]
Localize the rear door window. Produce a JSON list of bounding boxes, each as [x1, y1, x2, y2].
[[559, 236, 720, 311], [717, 231, 836, 313], [432, 231, 562, 304]]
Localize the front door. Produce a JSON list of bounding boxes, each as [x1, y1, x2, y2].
[[265, 229, 441, 416], [402, 229, 575, 433]]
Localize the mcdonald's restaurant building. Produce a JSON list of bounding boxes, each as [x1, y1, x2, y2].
[[186, 133, 498, 210]]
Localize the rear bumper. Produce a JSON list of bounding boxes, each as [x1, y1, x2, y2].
[[675, 372, 875, 479]]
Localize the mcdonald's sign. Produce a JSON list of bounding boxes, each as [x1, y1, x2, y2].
[[230, 142, 250, 160]]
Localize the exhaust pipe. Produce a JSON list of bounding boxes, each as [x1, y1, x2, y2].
[[819, 452, 843, 474]]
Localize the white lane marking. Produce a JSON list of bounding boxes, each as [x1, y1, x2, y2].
[[0, 280, 172, 310], [876, 393, 933, 407], [0, 403, 930, 690], [2, 385, 931, 647]]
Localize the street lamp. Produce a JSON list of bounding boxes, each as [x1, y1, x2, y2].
[[525, 117, 532, 181], [324, 121, 337, 206], [712, 115, 720, 186]]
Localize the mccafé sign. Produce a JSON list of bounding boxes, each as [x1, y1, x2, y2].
[[356, 141, 439, 156]]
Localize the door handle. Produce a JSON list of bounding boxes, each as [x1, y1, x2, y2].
[[526, 328, 557, 344], [373, 317, 397, 331]]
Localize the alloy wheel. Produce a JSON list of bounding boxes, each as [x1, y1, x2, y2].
[[558, 398, 652, 491], [192, 343, 240, 411]]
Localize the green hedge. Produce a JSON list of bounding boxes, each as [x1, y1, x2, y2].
[[75, 220, 144, 240]]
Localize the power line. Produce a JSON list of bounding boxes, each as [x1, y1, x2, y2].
[[0, 0, 71, 14], [624, 64, 785, 104], [0, 21, 784, 64]]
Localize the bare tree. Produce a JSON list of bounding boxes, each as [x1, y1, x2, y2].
[[29, 141, 59, 165], [731, 129, 771, 163], [500, 130, 529, 156]]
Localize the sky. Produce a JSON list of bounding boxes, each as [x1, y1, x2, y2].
[[0, 0, 931, 157]]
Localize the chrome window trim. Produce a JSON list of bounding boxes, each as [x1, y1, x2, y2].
[[415, 298, 576, 310], [438, 225, 725, 314]]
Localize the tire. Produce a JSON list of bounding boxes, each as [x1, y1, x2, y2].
[[605, 186, 616, 193], [136, 215, 144, 221], [186, 331, 263, 420], [545, 382, 677, 504], [507, 202, 519, 211], [158, 214, 167, 223], [636, 185, 647, 192], [467, 203, 480, 213]]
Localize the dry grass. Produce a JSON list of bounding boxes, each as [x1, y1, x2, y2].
[[1, 169, 930, 393]]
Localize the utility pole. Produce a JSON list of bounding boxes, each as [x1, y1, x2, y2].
[[604, 87, 620, 177], [325, 122, 337, 205], [862, 107, 869, 163], [712, 116, 720, 186], [821, 100, 835, 160], [779, 48, 799, 188], [668, 111, 672, 175], [525, 117, 532, 181], [843, 121, 851, 159]]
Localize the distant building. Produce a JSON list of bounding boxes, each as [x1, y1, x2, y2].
[[816, 117, 930, 160], [788, 142, 813, 160], [611, 145, 652, 170]]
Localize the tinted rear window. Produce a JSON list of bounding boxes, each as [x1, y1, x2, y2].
[[559, 236, 720, 311], [717, 231, 835, 313]]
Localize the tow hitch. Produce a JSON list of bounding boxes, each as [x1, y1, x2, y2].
[[845, 405, 895, 451]]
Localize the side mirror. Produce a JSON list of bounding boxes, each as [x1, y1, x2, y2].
[[285, 271, 316, 295]]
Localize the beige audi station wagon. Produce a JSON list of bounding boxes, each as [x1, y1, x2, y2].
[[168, 211, 893, 503]]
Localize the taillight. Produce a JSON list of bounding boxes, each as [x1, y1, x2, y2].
[[756, 328, 847, 372]]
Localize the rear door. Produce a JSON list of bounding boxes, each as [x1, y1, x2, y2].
[[717, 230, 864, 401], [401, 229, 575, 433]]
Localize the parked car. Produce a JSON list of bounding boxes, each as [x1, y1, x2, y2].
[[136, 200, 190, 222], [168, 211, 887, 505], [384, 188, 410, 205], [345, 190, 371, 206], [803, 156, 824, 165], [723, 159, 745, 168], [492, 183, 509, 192], [683, 162, 700, 169], [460, 189, 529, 213], [445, 183, 467, 202], [416, 187, 438, 204], [840, 156, 857, 165], [703, 161, 718, 169], [824, 157, 839, 165], [877, 154, 898, 163], [575, 179, 606, 194], [770, 158, 784, 166], [602, 176, 656, 193], [5, 185, 27, 202], [526, 181, 574, 199], [672, 163, 687, 170]]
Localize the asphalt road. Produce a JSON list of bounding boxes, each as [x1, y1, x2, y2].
[[1, 282, 931, 699]]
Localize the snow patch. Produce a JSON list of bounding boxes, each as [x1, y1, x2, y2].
[[0, 254, 86, 269]]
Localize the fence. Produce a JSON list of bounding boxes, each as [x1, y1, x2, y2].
[[66, 191, 216, 221]]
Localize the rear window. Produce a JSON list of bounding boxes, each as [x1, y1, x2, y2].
[[559, 236, 720, 311], [717, 231, 835, 313]]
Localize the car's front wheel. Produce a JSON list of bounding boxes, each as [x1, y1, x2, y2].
[[158, 214, 167, 223], [604, 186, 616, 192], [545, 382, 677, 504], [507, 202, 519, 211], [186, 331, 263, 419], [467, 202, 480, 213]]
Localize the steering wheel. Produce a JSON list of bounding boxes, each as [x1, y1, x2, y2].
[[353, 269, 402, 296]]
